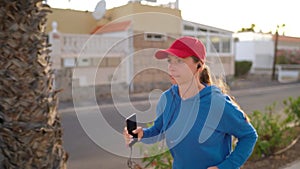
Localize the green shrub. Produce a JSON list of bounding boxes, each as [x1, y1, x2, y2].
[[235, 61, 252, 77], [249, 101, 298, 160], [141, 144, 172, 169], [276, 55, 290, 64], [140, 123, 173, 169], [276, 49, 300, 64], [283, 96, 300, 126]]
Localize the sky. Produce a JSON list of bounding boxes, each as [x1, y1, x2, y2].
[[47, 0, 300, 37]]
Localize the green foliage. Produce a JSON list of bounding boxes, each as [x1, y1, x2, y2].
[[238, 24, 256, 32], [234, 61, 252, 77], [283, 96, 300, 125], [141, 145, 172, 169], [140, 123, 173, 169], [276, 49, 300, 64], [249, 98, 300, 160], [276, 55, 290, 64]]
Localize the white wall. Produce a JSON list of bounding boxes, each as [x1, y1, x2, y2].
[[235, 41, 275, 72], [254, 41, 274, 69], [235, 41, 255, 61]]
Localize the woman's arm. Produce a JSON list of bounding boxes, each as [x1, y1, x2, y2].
[[217, 98, 258, 169], [141, 115, 164, 144], [141, 93, 169, 144]]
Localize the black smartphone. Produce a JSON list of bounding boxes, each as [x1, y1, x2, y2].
[[126, 113, 138, 138]]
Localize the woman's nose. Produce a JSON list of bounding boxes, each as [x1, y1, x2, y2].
[[168, 63, 176, 71]]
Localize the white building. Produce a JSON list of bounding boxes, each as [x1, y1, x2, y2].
[[234, 32, 274, 73], [182, 20, 235, 78], [235, 32, 300, 74]]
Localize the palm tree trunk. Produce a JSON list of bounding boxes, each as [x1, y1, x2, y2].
[[0, 0, 68, 168]]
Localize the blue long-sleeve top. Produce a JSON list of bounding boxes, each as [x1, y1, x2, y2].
[[141, 84, 258, 169]]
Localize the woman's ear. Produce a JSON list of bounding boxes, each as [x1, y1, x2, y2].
[[197, 62, 205, 73], [197, 64, 201, 69], [195, 63, 203, 75]]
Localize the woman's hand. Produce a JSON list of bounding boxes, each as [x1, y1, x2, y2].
[[123, 126, 144, 146], [207, 166, 219, 169]]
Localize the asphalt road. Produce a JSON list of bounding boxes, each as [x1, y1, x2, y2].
[[57, 83, 300, 169], [231, 83, 300, 114]]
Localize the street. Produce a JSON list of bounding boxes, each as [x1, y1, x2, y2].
[[61, 83, 300, 169], [231, 83, 300, 114]]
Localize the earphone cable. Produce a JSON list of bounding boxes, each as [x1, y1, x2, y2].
[[127, 146, 135, 169]]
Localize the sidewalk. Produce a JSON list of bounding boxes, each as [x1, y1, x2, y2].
[[281, 160, 300, 169]]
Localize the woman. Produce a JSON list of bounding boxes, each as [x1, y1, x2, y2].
[[124, 36, 258, 169]]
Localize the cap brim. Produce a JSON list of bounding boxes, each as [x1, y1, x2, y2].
[[154, 49, 191, 59]]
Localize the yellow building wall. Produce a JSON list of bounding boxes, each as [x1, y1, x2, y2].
[[46, 3, 182, 35], [98, 3, 182, 35], [46, 8, 97, 34]]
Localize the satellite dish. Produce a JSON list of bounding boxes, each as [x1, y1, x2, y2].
[[92, 0, 106, 20]]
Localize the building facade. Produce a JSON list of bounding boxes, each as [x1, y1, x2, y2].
[[235, 32, 300, 73], [47, 2, 235, 101], [182, 20, 234, 79]]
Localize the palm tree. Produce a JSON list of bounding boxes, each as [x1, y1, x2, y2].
[[238, 23, 256, 32], [0, 0, 67, 168]]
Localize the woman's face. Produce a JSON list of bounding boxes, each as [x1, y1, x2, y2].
[[167, 55, 198, 85]]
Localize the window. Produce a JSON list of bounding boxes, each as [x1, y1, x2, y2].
[[197, 28, 207, 32], [197, 36, 207, 48], [221, 37, 231, 53], [210, 36, 220, 53], [209, 30, 218, 34], [144, 33, 166, 41], [77, 58, 91, 67], [183, 25, 194, 31], [63, 58, 76, 67]]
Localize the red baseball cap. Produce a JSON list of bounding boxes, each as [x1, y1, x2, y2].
[[155, 36, 206, 62]]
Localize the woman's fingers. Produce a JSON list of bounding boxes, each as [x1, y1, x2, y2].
[[132, 127, 143, 141], [123, 127, 133, 146], [123, 126, 144, 146]]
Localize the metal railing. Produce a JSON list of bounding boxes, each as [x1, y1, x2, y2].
[[59, 33, 127, 58]]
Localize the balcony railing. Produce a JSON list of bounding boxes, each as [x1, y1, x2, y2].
[[58, 33, 128, 58]]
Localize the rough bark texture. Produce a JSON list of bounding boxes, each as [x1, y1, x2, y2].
[[0, 0, 68, 168]]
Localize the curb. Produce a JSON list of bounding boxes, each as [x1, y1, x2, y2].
[[281, 159, 300, 169], [231, 83, 300, 96]]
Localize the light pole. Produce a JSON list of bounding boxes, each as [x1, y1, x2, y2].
[[271, 24, 285, 81], [271, 27, 279, 80]]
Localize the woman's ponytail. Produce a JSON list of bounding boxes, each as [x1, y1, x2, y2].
[[192, 56, 249, 121], [192, 56, 229, 94], [200, 66, 211, 85]]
